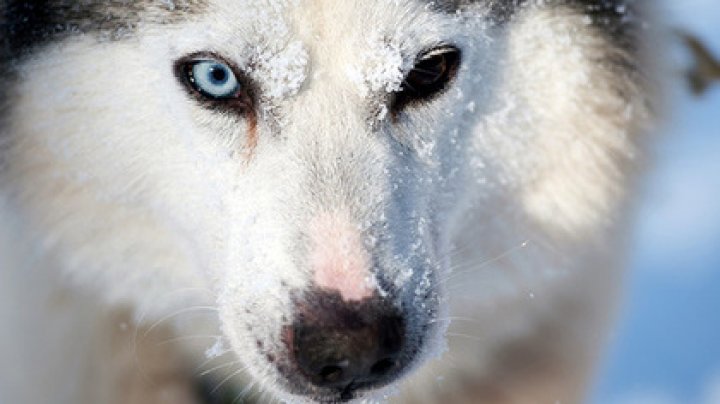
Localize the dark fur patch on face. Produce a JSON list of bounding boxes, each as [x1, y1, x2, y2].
[[428, 0, 641, 50], [428, 0, 524, 22], [567, 0, 642, 50], [0, 0, 208, 61]]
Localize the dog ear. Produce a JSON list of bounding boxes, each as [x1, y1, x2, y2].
[[680, 32, 720, 96]]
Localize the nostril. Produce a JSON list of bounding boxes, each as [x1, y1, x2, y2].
[[370, 358, 396, 376], [287, 291, 409, 391], [319, 364, 345, 383]]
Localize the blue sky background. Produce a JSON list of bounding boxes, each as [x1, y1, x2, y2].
[[590, 2, 720, 403]]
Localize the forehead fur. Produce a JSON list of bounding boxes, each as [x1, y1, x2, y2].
[[1, 0, 640, 58]]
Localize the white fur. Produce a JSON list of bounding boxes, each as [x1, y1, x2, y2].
[[0, 0, 656, 403]]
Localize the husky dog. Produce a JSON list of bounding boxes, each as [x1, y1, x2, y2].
[[0, 1, 657, 403]]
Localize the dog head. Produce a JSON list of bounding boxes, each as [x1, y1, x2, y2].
[[1, 0, 648, 402]]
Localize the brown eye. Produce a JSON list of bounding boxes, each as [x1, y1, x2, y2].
[[392, 45, 461, 114]]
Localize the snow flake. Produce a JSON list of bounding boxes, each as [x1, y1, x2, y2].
[[205, 337, 227, 359]]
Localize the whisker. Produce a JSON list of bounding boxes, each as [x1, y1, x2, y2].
[[141, 306, 218, 340], [211, 365, 249, 394], [232, 380, 257, 404], [132, 287, 215, 382], [155, 334, 221, 347], [441, 240, 529, 284], [193, 349, 240, 374], [199, 360, 241, 377], [428, 316, 483, 325], [133, 287, 215, 326], [438, 238, 479, 261], [446, 332, 484, 342], [194, 352, 229, 375], [443, 278, 495, 293]]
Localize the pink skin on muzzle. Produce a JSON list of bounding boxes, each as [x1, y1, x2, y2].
[[308, 212, 376, 302]]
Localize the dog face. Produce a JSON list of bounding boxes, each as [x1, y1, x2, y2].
[[1, 0, 647, 402]]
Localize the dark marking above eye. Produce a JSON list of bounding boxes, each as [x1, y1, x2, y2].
[[391, 45, 462, 116]]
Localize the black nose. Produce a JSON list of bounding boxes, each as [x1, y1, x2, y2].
[[290, 292, 406, 393]]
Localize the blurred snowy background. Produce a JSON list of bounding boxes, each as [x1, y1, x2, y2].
[[589, 1, 720, 403]]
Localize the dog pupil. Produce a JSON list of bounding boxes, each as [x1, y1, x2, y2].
[[210, 66, 227, 83]]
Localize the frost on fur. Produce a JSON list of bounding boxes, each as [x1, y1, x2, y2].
[[346, 38, 406, 97]]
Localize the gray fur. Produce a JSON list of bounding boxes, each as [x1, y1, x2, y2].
[[0, 0, 207, 61], [430, 0, 641, 50]]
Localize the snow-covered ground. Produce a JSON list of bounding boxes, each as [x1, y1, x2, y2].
[[590, 2, 720, 403]]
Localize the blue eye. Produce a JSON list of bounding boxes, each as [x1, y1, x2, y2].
[[188, 60, 240, 99]]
